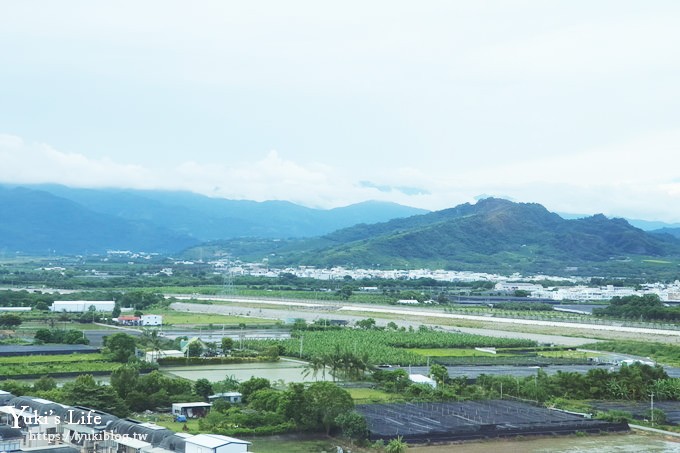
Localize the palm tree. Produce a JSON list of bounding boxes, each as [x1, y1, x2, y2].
[[302, 355, 327, 380]]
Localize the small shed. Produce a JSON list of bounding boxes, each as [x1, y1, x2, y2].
[[145, 349, 184, 363], [409, 373, 437, 388], [171, 402, 212, 419], [208, 392, 242, 404]]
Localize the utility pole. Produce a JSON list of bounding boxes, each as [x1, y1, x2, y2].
[[299, 335, 304, 358], [650, 392, 655, 425]]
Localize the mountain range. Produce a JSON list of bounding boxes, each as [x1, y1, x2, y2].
[[190, 198, 680, 276], [2, 185, 679, 277], [0, 185, 426, 254]]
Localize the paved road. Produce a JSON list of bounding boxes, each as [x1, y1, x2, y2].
[[170, 295, 680, 341], [170, 302, 598, 346]]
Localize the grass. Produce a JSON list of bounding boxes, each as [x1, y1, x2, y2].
[[0, 353, 106, 365], [538, 350, 602, 359], [18, 321, 115, 331], [146, 414, 202, 434], [347, 387, 399, 403], [0, 361, 121, 377]]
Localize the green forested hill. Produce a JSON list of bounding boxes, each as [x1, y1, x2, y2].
[[191, 198, 680, 276]]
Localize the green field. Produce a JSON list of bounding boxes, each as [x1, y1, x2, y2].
[[0, 361, 120, 378], [18, 321, 114, 332], [0, 353, 106, 365], [347, 387, 400, 403], [249, 329, 535, 366], [537, 350, 602, 359], [147, 414, 202, 434]]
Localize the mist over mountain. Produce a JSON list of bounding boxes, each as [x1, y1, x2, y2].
[[3, 184, 679, 276], [0, 187, 198, 254], [0, 185, 427, 254]]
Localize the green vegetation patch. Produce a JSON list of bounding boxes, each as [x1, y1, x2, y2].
[[537, 350, 602, 359], [249, 328, 535, 366], [0, 361, 120, 378], [0, 353, 106, 365], [347, 387, 400, 403], [584, 340, 680, 366]]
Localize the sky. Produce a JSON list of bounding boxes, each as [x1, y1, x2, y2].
[[1, 1, 680, 221]]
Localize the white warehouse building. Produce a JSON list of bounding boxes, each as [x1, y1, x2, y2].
[[185, 434, 250, 453], [50, 300, 116, 312]]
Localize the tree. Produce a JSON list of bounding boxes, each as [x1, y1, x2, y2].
[[221, 337, 234, 353], [104, 333, 137, 362], [239, 377, 271, 403], [303, 382, 354, 435], [187, 340, 203, 357], [32, 376, 57, 392], [336, 285, 353, 300], [303, 355, 328, 381], [211, 399, 231, 413], [336, 411, 369, 444], [64, 329, 89, 344], [429, 364, 449, 386], [62, 375, 129, 417], [355, 318, 376, 329], [145, 329, 163, 362], [34, 301, 50, 311], [0, 313, 22, 329], [110, 365, 140, 399], [112, 304, 121, 318], [194, 379, 213, 401], [34, 328, 53, 343]]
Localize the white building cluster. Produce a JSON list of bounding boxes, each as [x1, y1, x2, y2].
[[209, 260, 680, 302], [526, 283, 680, 302]]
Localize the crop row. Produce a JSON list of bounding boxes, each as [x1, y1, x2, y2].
[[247, 329, 535, 366], [0, 353, 106, 365], [0, 361, 119, 377]]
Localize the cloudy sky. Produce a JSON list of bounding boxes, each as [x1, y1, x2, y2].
[[1, 1, 680, 221]]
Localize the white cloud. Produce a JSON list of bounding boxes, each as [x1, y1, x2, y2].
[[0, 134, 403, 208], [3, 131, 680, 221]]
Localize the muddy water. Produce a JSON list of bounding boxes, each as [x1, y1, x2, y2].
[[160, 359, 332, 383], [410, 433, 680, 452]]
